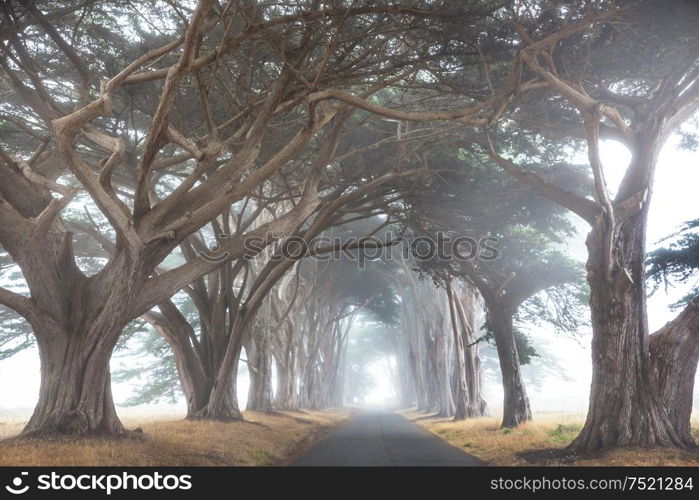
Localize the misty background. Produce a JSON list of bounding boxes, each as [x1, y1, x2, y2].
[[1, 136, 697, 417]]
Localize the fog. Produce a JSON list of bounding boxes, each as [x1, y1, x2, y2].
[[1, 136, 697, 418]]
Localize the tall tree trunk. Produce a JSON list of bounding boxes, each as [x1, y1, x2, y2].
[[434, 327, 455, 417], [649, 296, 699, 446], [146, 302, 212, 418], [300, 310, 322, 408], [325, 321, 349, 407], [275, 358, 298, 410], [412, 340, 432, 411], [454, 285, 489, 417], [20, 248, 143, 437], [193, 315, 246, 421], [394, 330, 417, 408], [424, 351, 440, 412], [246, 321, 274, 412], [489, 309, 531, 428], [301, 359, 320, 408], [24, 318, 127, 436], [172, 345, 212, 419], [447, 282, 471, 420], [402, 300, 426, 409], [274, 322, 300, 410], [569, 211, 687, 452]]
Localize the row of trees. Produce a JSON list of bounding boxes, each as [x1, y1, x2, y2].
[[0, 0, 697, 455]]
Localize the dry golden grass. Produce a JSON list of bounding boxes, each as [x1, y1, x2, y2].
[[401, 410, 699, 466], [0, 409, 348, 466]]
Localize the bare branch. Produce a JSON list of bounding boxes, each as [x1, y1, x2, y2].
[[133, 181, 323, 316], [309, 88, 493, 125], [17, 159, 72, 196], [33, 187, 79, 234], [485, 130, 599, 225], [0, 286, 37, 321], [519, 50, 635, 147], [134, 0, 216, 219], [583, 105, 617, 277]]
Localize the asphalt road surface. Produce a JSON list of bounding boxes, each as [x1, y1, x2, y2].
[[290, 409, 483, 466]]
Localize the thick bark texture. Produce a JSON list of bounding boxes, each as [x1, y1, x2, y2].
[[26, 327, 125, 436], [649, 296, 699, 446], [454, 286, 489, 418], [192, 315, 245, 421], [489, 310, 532, 428], [18, 225, 145, 437], [22, 253, 143, 436], [246, 318, 274, 412], [0, 164, 132, 436], [569, 211, 687, 452]]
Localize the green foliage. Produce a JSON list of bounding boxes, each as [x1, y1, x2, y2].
[[516, 252, 589, 335], [549, 423, 582, 444], [402, 141, 590, 347], [513, 329, 539, 366], [0, 256, 34, 360], [677, 119, 699, 152], [647, 219, 699, 308], [0, 312, 33, 361], [113, 326, 183, 406], [478, 325, 539, 366]]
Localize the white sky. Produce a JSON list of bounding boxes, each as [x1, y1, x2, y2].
[[0, 137, 697, 417]]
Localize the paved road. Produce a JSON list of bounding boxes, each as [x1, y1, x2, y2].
[[290, 409, 483, 466]]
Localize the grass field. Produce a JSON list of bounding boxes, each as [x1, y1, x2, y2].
[[402, 411, 699, 466], [0, 409, 348, 466]]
